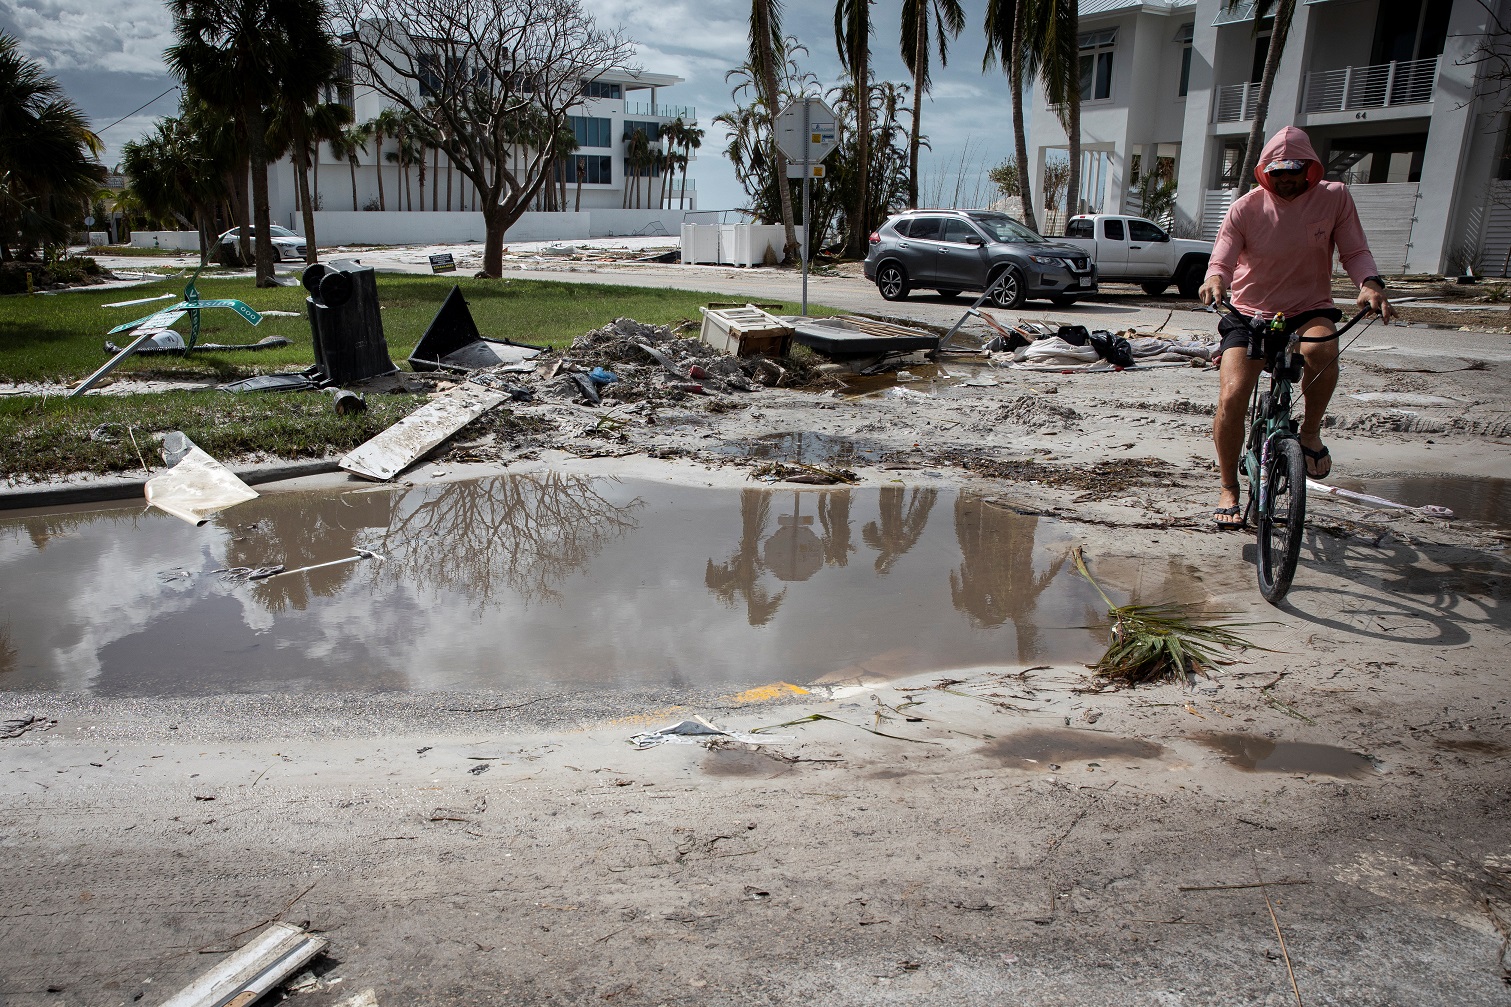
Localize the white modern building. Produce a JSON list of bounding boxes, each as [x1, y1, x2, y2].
[[263, 64, 701, 246], [1028, 0, 1511, 276]]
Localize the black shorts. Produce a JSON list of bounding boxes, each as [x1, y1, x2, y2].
[[1217, 307, 1343, 356]]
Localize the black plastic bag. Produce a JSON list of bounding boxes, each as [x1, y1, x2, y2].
[[1087, 330, 1136, 368]]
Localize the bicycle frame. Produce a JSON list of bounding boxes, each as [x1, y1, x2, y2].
[[1242, 330, 1303, 525]]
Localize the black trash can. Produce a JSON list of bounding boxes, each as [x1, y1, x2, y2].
[[303, 262, 397, 386]]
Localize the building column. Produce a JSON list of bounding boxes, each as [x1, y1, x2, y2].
[[1175, 4, 1220, 233], [1411, 0, 1500, 274]]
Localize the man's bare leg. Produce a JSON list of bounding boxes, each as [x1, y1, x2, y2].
[[1297, 318, 1339, 478], [1213, 346, 1264, 525]]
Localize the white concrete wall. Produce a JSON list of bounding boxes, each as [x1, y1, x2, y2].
[[307, 211, 590, 245], [303, 209, 689, 245], [587, 210, 689, 238], [129, 231, 200, 251]]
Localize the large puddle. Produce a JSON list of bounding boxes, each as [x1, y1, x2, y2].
[[0, 476, 1109, 696], [1333, 475, 1510, 530]]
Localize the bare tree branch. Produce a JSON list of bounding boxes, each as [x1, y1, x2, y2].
[[332, 0, 637, 275]]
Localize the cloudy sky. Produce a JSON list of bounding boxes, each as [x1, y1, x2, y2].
[[0, 0, 1022, 212]]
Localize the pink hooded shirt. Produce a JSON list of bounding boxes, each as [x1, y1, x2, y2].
[[1207, 126, 1379, 317]]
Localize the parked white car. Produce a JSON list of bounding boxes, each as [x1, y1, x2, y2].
[[1059, 214, 1212, 298], [216, 225, 307, 264]]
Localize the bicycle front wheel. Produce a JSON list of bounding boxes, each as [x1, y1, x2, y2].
[[1256, 436, 1307, 604]]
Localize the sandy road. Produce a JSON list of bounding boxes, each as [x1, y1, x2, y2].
[[9, 246, 1509, 1007]]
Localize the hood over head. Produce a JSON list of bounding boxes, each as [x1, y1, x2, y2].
[[1254, 126, 1324, 193]]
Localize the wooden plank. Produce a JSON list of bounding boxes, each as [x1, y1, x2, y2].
[[339, 384, 508, 481], [159, 922, 327, 1007]]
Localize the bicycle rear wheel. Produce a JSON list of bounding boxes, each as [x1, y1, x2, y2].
[[1256, 436, 1307, 604]]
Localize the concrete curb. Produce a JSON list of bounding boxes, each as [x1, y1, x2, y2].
[[0, 458, 345, 512]]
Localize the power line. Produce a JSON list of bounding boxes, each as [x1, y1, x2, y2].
[[96, 85, 181, 133]]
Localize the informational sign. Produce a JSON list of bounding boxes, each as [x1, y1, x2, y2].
[[786, 163, 827, 179], [775, 98, 838, 165], [429, 252, 457, 274]]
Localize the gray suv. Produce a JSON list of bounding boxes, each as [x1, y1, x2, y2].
[[863, 209, 1096, 308]]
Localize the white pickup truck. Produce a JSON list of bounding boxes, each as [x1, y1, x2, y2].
[[1059, 214, 1212, 299]]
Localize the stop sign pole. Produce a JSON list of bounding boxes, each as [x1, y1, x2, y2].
[[776, 97, 837, 316]]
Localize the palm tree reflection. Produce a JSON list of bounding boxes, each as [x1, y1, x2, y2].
[[375, 472, 642, 608], [0, 623, 15, 676], [817, 491, 854, 567], [862, 486, 938, 574], [949, 494, 1064, 661], [706, 490, 786, 626]]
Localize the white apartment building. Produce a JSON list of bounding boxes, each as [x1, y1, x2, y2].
[[1029, 0, 1511, 276], [262, 62, 699, 246]]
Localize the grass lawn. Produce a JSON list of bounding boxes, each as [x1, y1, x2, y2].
[[0, 390, 427, 480], [0, 273, 839, 481], [0, 273, 833, 383]]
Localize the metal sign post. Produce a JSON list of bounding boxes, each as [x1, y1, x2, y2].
[[776, 97, 838, 318], [801, 99, 811, 316]]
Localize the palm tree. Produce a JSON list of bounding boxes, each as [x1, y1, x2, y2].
[[365, 109, 401, 210], [329, 125, 368, 210], [307, 102, 352, 221], [673, 118, 704, 209], [899, 0, 964, 208], [983, 0, 1028, 226], [268, 96, 351, 262], [1230, 0, 1297, 196], [835, 0, 873, 254], [749, 0, 799, 259], [166, 0, 340, 286], [624, 127, 651, 208], [0, 32, 107, 260]]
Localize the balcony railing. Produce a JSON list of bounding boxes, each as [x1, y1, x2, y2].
[[624, 101, 696, 120], [1212, 81, 1259, 123], [1302, 57, 1437, 113]]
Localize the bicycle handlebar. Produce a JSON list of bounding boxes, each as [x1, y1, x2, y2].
[[1213, 299, 1372, 343]]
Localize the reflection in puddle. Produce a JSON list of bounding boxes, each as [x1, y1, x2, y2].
[[0, 476, 1104, 696], [983, 728, 1166, 769], [720, 431, 887, 467], [841, 363, 945, 396], [1197, 733, 1374, 778], [1332, 475, 1510, 530]]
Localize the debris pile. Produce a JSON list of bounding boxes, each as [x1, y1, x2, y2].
[[544, 317, 788, 404]]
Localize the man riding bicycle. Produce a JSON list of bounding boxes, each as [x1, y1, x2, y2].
[[1199, 126, 1395, 529]]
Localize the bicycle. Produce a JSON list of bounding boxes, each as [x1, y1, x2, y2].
[[1214, 300, 1373, 604]]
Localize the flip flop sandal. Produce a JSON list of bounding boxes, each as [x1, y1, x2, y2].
[[1301, 443, 1332, 480], [1213, 504, 1245, 530]]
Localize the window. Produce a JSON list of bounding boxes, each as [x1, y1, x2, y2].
[[1499, 133, 1511, 181], [569, 116, 612, 148], [1102, 219, 1125, 241], [581, 80, 622, 99], [623, 157, 661, 177], [557, 155, 612, 184], [941, 219, 981, 244], [1128, 219, 1167, 242], [418, 52, 442, 99], [1065, 219, 1093, 239], [623, 120, 662, 143], [966, 213, 1045, 242], [907, 217, 944, 240], [1218, 141, 1246, 188], [1079, 28, 1117, 101], [1176, 23, 1194, 97]]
